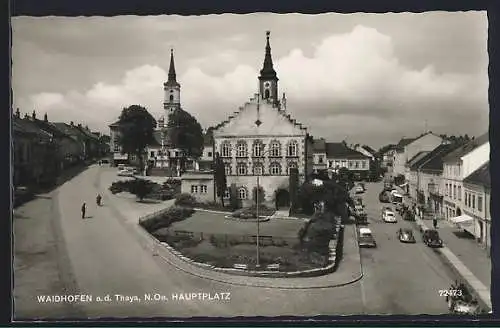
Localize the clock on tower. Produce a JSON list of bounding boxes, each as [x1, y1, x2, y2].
[[258, 31, 279, 102]]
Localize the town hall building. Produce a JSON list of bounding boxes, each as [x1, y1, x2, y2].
[[184, 31, 313, 207]]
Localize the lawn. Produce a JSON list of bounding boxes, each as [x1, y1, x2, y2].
[[169, 210, 307, 238]]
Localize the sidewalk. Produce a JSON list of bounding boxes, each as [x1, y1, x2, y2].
[[415, 215, 491, 310]]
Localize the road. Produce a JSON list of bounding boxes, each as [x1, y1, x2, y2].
[[14, 166, 460, 319], [355, 182, 460, 314]]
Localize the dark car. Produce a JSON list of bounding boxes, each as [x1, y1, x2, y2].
[[358, 228, 377, 248], [379, 191, 390, 203], [397, 228, 416, 243], [422, 229, 443, 247]]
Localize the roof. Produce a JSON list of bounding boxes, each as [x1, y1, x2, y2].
[[325, 142, 369, 159], [13, 117, 52, 140], [443, 132, 489, 163], [361, 145, 376, 155], [463, 162, 490, 188], [396, 137, 416, 150], [359, 227, 372, 234], [418, 143, 463, 172], [53, 122, 89, 140], [407, 151, 430, 167], [109, 120, 120, 127], [313, 138, 326, 152]]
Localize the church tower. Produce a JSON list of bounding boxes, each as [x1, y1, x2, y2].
[[163, 49, 181, 119], [258, 31, 279, 104]]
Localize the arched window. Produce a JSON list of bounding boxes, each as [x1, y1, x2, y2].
[[253, 163, 263, 176], [270, 162, 281, 175], [287, 140, 298, 157], [264, 89, 270, 99], [169, 94, 174, 102], [238, 187, 248, 200], [237, 163, 247, 175], [224, 163, 231, 176], [270, 141, 281, 157], [236, 140, 248, 157], [288, 162, 297, 175], [253, 141, 263, 157], [221, 142, 231, 157]]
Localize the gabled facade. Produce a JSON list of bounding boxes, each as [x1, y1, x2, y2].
[[442, 133, 489, 221], [323, 142, 370, 180], [205, 31, 313, 207], [463, 162, 490, 253], [312, 138, 327, 172], [392, 132, 443, 176]]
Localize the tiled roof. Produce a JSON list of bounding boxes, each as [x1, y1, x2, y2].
[[53, 123, 89, 140], [410, 143, 461, 172], [407, 151, 429, 167], [442, 132, 489, 163], [464, 162, 490, 188], [325, 142, 369, 159], [13, 117, 52, 140], [313, 138, 326, 152]]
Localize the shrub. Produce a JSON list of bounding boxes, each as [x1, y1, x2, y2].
[[174, 193, 197, 207], [139, 205, 194, 232], [129, 178, 156, 201], [109, 180, 135, 194]]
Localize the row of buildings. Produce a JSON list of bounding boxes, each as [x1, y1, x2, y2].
[[380, 131, 490, 252], [109, 31, 377, 208], [13, 109, 110, 188]]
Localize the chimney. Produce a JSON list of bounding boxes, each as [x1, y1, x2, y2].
[[70, 121, 74, 126], [32, 110, 36, 120], [15, 108, 20, 118], [78, 123, 82, 128], [44, 113, 48, 122], [24, 113, 29, 119]]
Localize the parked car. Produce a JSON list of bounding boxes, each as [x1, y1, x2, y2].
[[382, 210, 397, 223], [383, 182, 392, 190], [422, 229, 443, 247], [397, 228, 416, 243], [118, 168, 134, 177], [379, 191, 390, 203], [354, 186, 364, 194], [358, 227, 377, 248]]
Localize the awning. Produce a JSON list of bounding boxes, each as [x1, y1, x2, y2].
[[450, 215, 474, 224]]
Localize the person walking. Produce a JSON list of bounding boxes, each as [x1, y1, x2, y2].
[[81, 202, 86, 219], [433, 216, 438, 229], [96, 194, 102, 206]]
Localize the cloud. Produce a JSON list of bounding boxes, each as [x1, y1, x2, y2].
[[14, 24, 488, 148]]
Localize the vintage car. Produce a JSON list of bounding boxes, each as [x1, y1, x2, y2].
[[358, 227, 377, 248], [397, 228, 416, 243], [382, 209, 397, 223], [379, 191, 390, 203], [422, 229, 443, 247]]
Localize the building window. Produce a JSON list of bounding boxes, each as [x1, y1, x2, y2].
[[225, 163, 231, 176], [224, 189, 230, 199], [270, 141, 281, 157], [270, 162, 281, 175], [472, 194, 476, 209], [221, 142, 231, 157], [238, 187, 248, 200], [150, 151, 155, 157], [287, 141, 298, 157], [349, 161, 354, 168], [236, 141, 248, 157], [318, 156, 324, 164], [478, 196, 483, 212], [328, 161, 333, 168], [113, 139, 120, 152], [191, 185, 198, 193], [453, 185, 456, 200], [207, 151, 212, 157], [253, 163, 263, 175], [200, 185, 207, 193], [458, 186, 461, 201], [237, 163, 247, 175], [253, 141, 263, 157], [467, 193, 470, 207], [355, 161, 359, 169], [175, 151, 179, 157], [169, 94, 174, 102], [288, 162, 297, 175], [361, 161, 366, 169]]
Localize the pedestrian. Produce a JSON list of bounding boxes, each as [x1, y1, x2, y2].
[[433, 217, 438, 229], [96, 194, 102, 206], [81, 202, 86, 219]]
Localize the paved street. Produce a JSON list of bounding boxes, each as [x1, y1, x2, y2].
[[14, 166, 464, 319], [355, 182, 461, 314]]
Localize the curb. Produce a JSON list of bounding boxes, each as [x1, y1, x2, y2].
[[414, 215, 491, 311], [139, 216, 363, 289]]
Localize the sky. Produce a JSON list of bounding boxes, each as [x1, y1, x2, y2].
[[12, 12, 489, 149]]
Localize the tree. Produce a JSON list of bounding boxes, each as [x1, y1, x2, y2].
[[297, 179, 349, 222], [252, 186, 265, 205], [117, 105, 156, 173], [229, 183, 240, 211], [214, 152, 227, 206], [129, 178, 155, 202], [167, 109, 204, 174]]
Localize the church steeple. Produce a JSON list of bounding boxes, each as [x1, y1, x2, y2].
[[258, 31, 279, 103], [163, 48, 181, 122], [166, 49, 180, 87]]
